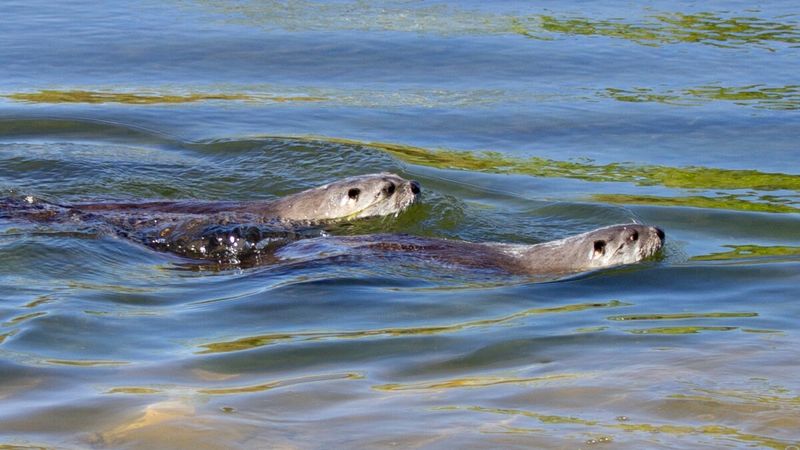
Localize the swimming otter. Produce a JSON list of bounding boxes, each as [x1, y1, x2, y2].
[[1, 173, 421, 261], [275, 224, 665, 276], [71, 172, 421, 222]]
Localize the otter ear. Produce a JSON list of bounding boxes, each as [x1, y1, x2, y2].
[[593, 240, 606, 256]]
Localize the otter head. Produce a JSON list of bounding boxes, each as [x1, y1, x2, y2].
[[270, 172, 421, 222], [580, 224, 664, 270]]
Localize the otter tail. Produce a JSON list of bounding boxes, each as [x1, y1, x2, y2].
[[0, 194, 73, 223]]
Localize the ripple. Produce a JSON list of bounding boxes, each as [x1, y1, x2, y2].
[[374, 373, 580, 392], [0, 330, 19, 345], [43, 359, 129, 367], [607, 312, 758, 321], [2, 312, 47, 327], [197, 300, 631, 354], [103, 372, 363, 396], [197, 372, 363, 395], [692, 245, 800, 262]]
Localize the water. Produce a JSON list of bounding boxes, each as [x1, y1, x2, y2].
[[1, 1, 799, 448]]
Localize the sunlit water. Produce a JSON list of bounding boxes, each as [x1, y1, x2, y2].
[[1, 1, 799, 449]]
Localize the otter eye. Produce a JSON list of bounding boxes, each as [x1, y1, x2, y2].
[[593, 240, 606, 255], [628, 230, 639, 242], [384, 183, 395, 197], [348, 188, 361, 200]]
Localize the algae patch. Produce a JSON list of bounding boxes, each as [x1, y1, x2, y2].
[[280, 136, 800, 214], [604, 85, 800, 110], [341, 139, 800, 193], [594, 194, 800, 214], [374, 373, 579, 392], [4, 90, 326, 105], [528, 13, 800, 49], [691, 244, 800, 261], [0, 330, 18, 345], [107, 387, 163, 395], [452, 404, 798, 449], [43, 359, 129, 367], [627, 326, 739, 335], [2, 311, 47, 327], [192, 2, 800, 51], [607, 312, 758, 321]]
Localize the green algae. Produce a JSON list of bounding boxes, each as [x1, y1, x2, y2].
[[2, 311, 47, 327], [692, 244, 800, 261], [442, 405, 598, 426], [22, 295, 55, 308], [594, 194, 800, 214], [537, 16, 665, 44], [374, 373, 579, 392], [689, 387, 800, 406], [4, 90, 326, 105], [106, 387, 162, 395], [0, 445, 50, 450], [529, 13, 800, 48], [326, 139, 800, 192], [452, 404, 797, 449], [603, 87, 691, 105], [0, 330, 18, 345], [611, 423, 796, 449], [43, 359, 129, 367], [607, 312, 758, 321], [268, 136, 800, 214], [195, 2, 800, 50], [198, 372, 362, 395], [627, 326, 739, 334], [604, 85, 800, 110], [574, 326, 609, 333]]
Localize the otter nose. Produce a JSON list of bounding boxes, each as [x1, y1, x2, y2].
[[654, 227, 665, 242], [409, 180, 421, 195]]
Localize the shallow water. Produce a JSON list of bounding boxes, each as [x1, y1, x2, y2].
[[1, 1, 799, 449]]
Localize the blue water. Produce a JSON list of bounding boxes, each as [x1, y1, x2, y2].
[[1, 1, 799, 448]]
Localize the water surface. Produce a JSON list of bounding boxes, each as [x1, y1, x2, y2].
[[1, 1, 799, 448]]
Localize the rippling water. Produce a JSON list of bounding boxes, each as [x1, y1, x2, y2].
[[1, 1, 799, 449]]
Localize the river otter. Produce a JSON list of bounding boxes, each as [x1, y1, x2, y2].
[[1, 173, 421, 261], [274, 224, 665, 276], [70, 172, 421, 221]]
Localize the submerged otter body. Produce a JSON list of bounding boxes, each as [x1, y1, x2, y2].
[[276, 224, 665, 276], [1, 173, 421, 261]]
